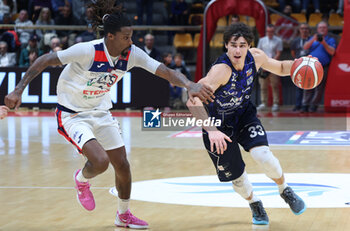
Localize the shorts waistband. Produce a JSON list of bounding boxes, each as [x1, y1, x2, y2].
[[57, 104, 78, 113]]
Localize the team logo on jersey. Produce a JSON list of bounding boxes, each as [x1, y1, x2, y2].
[[143, 109, 162, 128], [247, 76, 253, 85], [246, 68, 252, 76], [86, 73, 118, 88], [114, 60, 128, 71], [97, 63, 105, 68]]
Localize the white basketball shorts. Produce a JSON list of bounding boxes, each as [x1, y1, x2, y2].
[[55, 109, 124, 154]]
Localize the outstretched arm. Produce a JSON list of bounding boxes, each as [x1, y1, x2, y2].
[[250, 48, 293, 76], [132, 46, 215, 103], [155, 63, 191, 88], [5, 53, 62, 109], [186, 64, 232, 154], [155, 63, 215, 104]]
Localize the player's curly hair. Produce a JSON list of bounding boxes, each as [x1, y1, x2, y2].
[[223, 22, 254, 46], [88, 0, 131, 36]]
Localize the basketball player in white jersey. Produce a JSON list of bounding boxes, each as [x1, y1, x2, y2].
[[4, 1, 214, 229]]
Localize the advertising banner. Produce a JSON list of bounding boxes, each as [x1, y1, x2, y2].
[[324, 0, 350, 112]]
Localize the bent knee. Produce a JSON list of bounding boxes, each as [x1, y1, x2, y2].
[[250, 146, 273, 163], [250, 146, 282, 179], [94, 156, 110, 173]]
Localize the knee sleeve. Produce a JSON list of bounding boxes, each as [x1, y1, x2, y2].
[[250, 146, 282, 179], [232, 171, 253, 199]]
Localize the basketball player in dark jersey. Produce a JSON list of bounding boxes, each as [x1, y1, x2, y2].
[[187, 23, 308, 225]]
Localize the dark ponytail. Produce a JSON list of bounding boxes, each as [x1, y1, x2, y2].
[[88, 0, 132, 36]]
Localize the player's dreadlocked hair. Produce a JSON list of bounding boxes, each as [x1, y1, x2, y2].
[[223, 22, 254, 46], [88, 0, 131, 36]]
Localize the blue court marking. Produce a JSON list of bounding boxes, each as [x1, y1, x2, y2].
[[166, 182, 338, 188], [166, 182, 338, 197], [267, 131, 350, 146]]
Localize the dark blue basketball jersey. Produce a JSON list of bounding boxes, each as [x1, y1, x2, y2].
[[202, 51, 268, 181], [204, 51, 257, 129]]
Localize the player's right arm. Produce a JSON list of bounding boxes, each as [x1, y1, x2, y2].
[[186, 64, 232, 154], [132, 45, 214, 104], [5, 53, 62, 109], [5, 42, 92, 110], [250, 48, 293, 76]]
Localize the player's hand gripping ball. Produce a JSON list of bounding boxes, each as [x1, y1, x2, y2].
[[290, 56, 324, 90]]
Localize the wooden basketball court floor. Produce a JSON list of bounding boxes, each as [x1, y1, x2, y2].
[[1, 109, 350, 231]]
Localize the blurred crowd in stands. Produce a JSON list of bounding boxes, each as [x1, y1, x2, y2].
[[0, 0, 96, 68], [0, 0, 344, 112]]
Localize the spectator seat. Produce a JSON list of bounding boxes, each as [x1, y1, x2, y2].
[[173, 33, 193, 48]]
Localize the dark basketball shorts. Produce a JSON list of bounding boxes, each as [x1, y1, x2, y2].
[[202, 105, 268, 182]]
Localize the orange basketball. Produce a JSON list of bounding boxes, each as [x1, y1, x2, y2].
[[290, 57, 324, 90]]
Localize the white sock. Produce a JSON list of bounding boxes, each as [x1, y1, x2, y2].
[[248, 193, 260, 204], [278, 181, 288, 194], [118, 197, 130, 214], [76, 169, 88, 182]]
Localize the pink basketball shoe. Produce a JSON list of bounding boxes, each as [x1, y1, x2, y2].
[[74, 169, 95, 211], [115, 210, 149, 229]]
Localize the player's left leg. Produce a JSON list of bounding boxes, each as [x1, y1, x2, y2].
[[106, 147, 131, 200], [250, 146, 306, 215], [232, 171, 269, 225], [94, 111, 148, 229], [106, 147, 148, 229], [238, 102, 306, 215], [203, 129, 268, 225]]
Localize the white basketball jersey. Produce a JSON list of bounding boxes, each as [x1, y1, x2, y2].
[[56, 38, 160, 112]]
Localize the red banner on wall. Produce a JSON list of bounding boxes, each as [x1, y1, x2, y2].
[[324, 0, 350, 112]]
